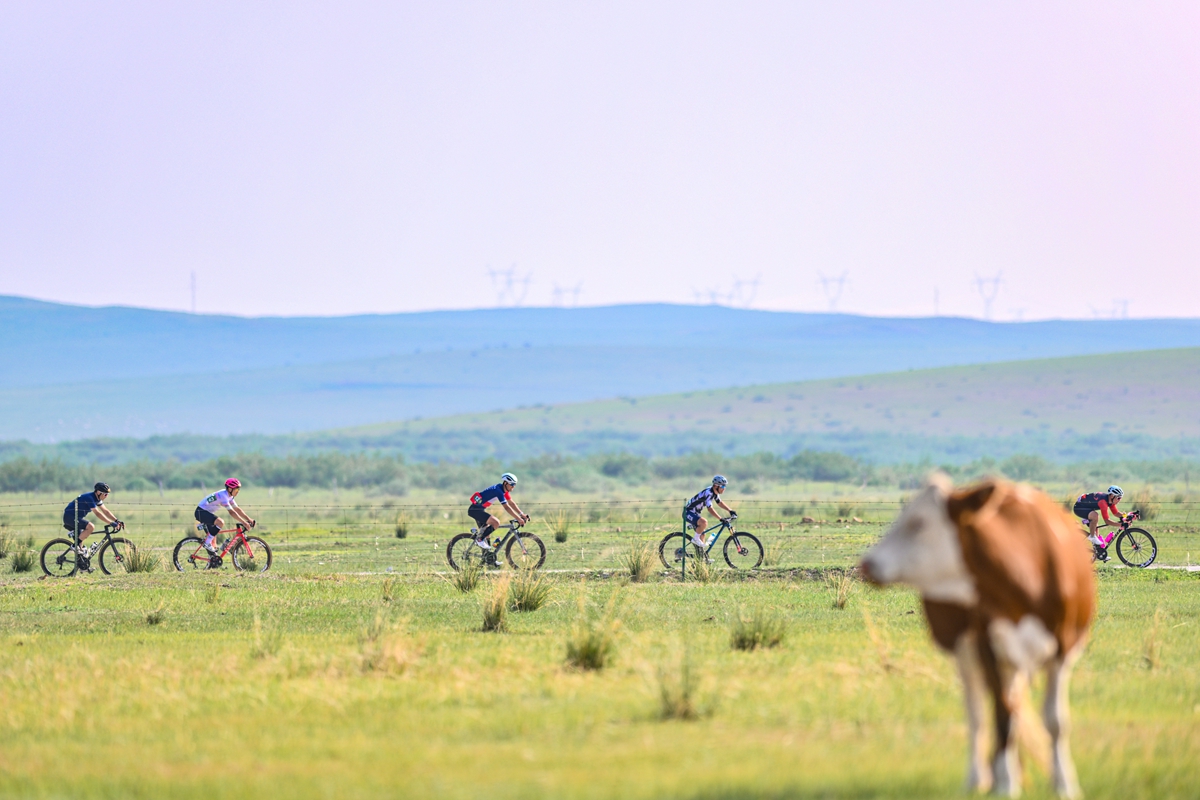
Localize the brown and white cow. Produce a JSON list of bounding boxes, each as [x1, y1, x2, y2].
[[859, 473, 1096, 798]]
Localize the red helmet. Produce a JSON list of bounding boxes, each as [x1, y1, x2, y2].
[[225, 478, 241, 491]]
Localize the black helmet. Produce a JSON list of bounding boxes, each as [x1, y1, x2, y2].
[[94, 482, 111, 494]]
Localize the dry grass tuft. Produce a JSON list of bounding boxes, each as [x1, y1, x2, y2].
[[509, 568, 551, 612], [10, 548, 35, 573], [827, 570, 855, 609], [1132, 489, 1160, 521], [550, 509, 573, 543], [565, 587, 621, 671], [122, 545, 160, 573], [655, 648, 713, 721], [381, 575, 399, 603], [394, 513, 410, 539], [1142, 606, 1165, 670], [481, 575, 511, 632], [251, 610, 283, 658], [451, 560, 483, 593], [359, 607, 421, 674], [145, 602, 166, 626], [730, 605, 786, 651], [621, 540, 655, 583]]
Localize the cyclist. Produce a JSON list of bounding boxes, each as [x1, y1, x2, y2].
[[468, 473, 529, 552], [1073, 485, 1125, 555], [62, 482, 123, 550], [684, 475, 737, 549], [195, 478, 256, 553]]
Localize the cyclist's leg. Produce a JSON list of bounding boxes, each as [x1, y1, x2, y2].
[[1086, 510, 1100, 540], [468, 504, 497, 545], [689, 512, 707, 545], [195, 507, 222, 548], [78, 520, 95, 544]]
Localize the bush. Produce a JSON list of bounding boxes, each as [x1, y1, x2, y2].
[[122, 545, 160, 573], [565, 589, 621, 671], [451, 561, 483, 593], [508, 568, 551, 612], [394, 514, 409, 539], [10, 549, 34, 573], [730, 606, 786, 651], [481, 576, 510, 632], [1132, 489, 1160, 521], [621, 541, 655, 583]]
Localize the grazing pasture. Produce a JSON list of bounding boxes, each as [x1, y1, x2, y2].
[[0, 568, 1197, 799]]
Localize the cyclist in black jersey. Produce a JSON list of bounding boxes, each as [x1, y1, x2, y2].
[[684, 475, 736, 548]]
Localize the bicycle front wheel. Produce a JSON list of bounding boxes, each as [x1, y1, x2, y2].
[[232, 536, 273, 573], [173, 537, 218, 571], [723, 532, 764, 570], [1116, 528, 1157, 568], [505, 532, 546, 570], [446, 533, 484, 572], [40, 538, 79, 578], [98, 537, 137, 575]]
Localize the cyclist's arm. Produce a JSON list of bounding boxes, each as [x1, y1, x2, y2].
[[501, 500, 527, 521], [715, 499, 734, 515], [1097, 500, 1118, 524], [94, 505, 119, 525], [229, 505, 254, 526]]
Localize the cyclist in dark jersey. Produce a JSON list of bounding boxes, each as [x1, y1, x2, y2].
[[684, 475, 736, 548], [62, 482, 123, 550], [1073, 486, 1125, 549], [468, 472, 529, 552]]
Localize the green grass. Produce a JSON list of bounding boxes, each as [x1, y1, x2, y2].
[[0, 568, 1196, 798]]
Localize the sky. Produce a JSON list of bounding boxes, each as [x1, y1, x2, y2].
[[2, 2, 1199, 321]]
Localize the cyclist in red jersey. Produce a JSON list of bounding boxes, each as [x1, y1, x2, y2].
[[467, 472, 529, 552], [1073, 485, 1125, 548]]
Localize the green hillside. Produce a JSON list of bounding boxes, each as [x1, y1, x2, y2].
[[359, 347, 1200, 440]]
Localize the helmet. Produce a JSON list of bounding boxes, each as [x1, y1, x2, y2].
[[712, 475, 728, 488], [1107, 485, 1123, 499], [501, 473, 518, 486], [94, 482, 111, 494], [225, 478, 242, 491]]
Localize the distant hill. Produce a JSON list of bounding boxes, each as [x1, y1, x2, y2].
[[5, 295, 1200, 443], [6, 348, 1199, 465]]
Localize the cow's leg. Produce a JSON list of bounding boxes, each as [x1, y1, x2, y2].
[[955, 632, 992, 792], [977, 634, 1022, 798], [1044, 647, 1083, 798]]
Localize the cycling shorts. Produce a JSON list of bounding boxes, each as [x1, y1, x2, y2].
[[62, 515, 90, 537], [683, 509, 703, 529], [468, 503, 492, 529], [1072, 500, 1100, 521], [194, 506, 221, 537]]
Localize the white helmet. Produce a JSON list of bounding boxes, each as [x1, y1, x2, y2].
[[501, 473, 518, 486]]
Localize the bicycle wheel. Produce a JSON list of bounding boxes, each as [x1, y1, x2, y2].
[[658, 533, 690, 570], [723, 532, 764, 569], [505, 532, 546, 570], [40, 538, 79, 578], [173, 537, 218, 571], [232, 536, 273, 573], [446, 533, 485, 571], [1115, 528, 1157, 568], [98, 537, 137, 575]]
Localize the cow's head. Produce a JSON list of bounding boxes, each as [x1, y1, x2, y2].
[[859, 472, 978, 604]]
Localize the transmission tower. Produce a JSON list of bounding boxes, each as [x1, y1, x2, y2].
[[817, 272, 849, 311], [551, 282, 584, 307], [487, 264, 533, 306], [973, 273, 1003, 320], [730, 274, 762, 308]]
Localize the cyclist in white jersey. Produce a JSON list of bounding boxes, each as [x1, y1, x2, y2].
[[684, 475, 737, 548], [195, 478, 256, 552]]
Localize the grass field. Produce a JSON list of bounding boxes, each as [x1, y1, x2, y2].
[[0, 563, 1197, 799]]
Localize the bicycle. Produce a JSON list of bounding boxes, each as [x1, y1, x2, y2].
[[41, 523, 137, 577], [172, 523, 273, 573], [446, 519, 546, 571], [1084, 510, 1157, 567], [658, 515, 764, 570]]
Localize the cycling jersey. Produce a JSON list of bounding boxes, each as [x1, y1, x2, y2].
[[470, 484, 511, 508], [1073, 492, 1121, 523], [63, 491, 104, 523], [684, 487, 720, 515], [198, 489, 239, 514]]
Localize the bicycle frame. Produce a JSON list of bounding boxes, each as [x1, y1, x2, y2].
[[78, 523, 122, 555], [490, 520, 534, 558], [687, 517, 735, 554]]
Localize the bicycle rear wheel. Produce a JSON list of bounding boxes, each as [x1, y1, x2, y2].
[[232, 536, 272, 573], [446, 533, 485, 571], [723, 532, 764, 569], [658, 533, 689, 570], [40, 538, 79, 578], [505, 532, 546, 570], [173, 537, 218, 571], [1115, 528, 1157, 568], [98, 537, 136, 575]]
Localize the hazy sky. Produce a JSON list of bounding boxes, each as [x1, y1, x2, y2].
[[3, 2, 1198, 320]]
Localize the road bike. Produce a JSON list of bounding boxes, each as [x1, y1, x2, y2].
[[446, 519, 546, 571], [40, 523, 137, 577], [173, 523, 273, 573], [1084, 510, 1157, 567], [658, 515, 764, 570]]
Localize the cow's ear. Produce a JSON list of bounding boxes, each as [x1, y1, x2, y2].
[[924, 470, 953, 498], [946, 480, 1002, 524]]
